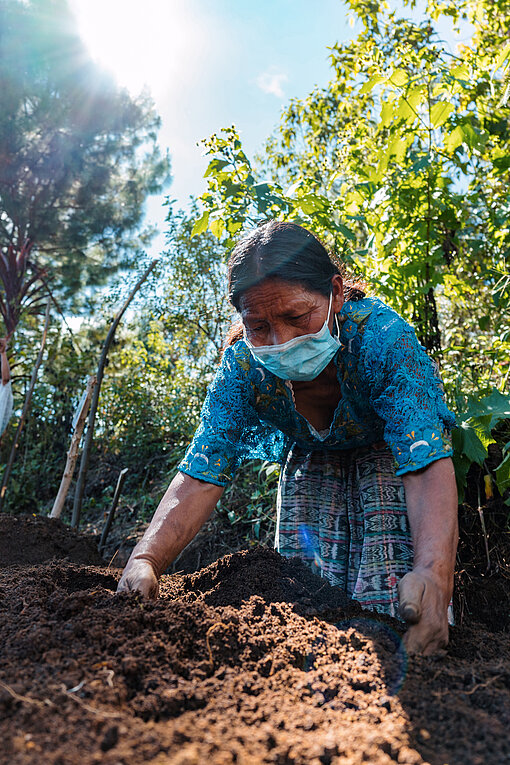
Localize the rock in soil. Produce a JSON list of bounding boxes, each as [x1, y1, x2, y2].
[[0, 516, 509, 765]]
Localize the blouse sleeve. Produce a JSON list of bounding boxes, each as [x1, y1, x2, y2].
[[177, 345, 263, 486], [362, 308, 455, 475]]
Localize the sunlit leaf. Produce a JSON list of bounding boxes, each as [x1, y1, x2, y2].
[[464, 389, 510, 428], [492, 43, 510, 74], [359, 74, 385, 94], [204, 159, 231, 178], [190, 211, 209, 238], [388, 68, 407, 87], [444, 125, 465, 153], [209, 219, 225, 239], [379, 100, 393, 128], [495, 444, 510, 503], [452, 422, 492, 466], [387, 137, 406, 162], [430, 101, 455, 127], [395, 97, 416, 122], [335, 222, 356, 242]]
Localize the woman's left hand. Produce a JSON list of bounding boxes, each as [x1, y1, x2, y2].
[[401, 457, 458, 656], [398, 567, 449, 655]]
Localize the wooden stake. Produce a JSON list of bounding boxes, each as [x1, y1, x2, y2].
[[71, 259, 157, 528], [99, 467, 128, 554], [49, 375, 97, 520]]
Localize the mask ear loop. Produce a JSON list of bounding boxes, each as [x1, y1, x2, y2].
[[328, 290, 341, 337]]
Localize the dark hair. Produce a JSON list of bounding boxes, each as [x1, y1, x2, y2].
[[228, 221, 344, 309], [224, 221, 365, 347]]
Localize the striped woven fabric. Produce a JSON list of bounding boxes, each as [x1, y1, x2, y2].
[[275, 442, 414, 617]]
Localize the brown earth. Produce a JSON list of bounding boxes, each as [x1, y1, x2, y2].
[[0, 514, 104, 567], [0, 514, 509, 765]]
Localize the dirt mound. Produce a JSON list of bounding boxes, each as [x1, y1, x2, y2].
[[0, 513, 104, 568], [0, 543, 509, 765], [166, 546, 359, 615]]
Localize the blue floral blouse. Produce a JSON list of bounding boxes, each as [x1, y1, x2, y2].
[[178, 297, 455, 487]]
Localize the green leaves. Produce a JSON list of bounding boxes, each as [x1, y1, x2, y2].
[[495, 443, 510, 504], [453, 416, 494, 466], [388, 68, 408, 88], [192, 124, 361, 253], [359, 73, 385, 94], [209, 219, 225, 239], [204, 159, 231, 177], [462, 388, 510, 428], [444, 125, 465, 153], [430, 101, 455, 127], [491, 42, 510, 75], [453, 389, 510, 501], [190, 211, 209, 238]]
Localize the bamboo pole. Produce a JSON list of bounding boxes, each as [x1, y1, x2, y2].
[[49, 375, 97, 519], [0, 300, 51, 511], [99, 467, 128, 554], [71, 260, 157, 528]]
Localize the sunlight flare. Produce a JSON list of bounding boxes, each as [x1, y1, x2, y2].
[[71, 0, 205, 95]]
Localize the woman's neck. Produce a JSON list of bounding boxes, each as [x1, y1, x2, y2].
[[291, 361, 341, 432]]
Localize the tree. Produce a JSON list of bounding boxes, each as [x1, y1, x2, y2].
[[0, 207, 233, 516], [0, 0, 171, 308], [194, 0, 510, 385], [156, 203, 234, 366]]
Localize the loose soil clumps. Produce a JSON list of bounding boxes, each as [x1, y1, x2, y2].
[[0, 516, 509, 765], [0, 514, 104, 567]]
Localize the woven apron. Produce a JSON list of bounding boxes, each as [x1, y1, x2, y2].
[[275, 441, 413, 617]]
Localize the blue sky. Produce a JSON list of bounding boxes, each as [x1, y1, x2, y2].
[[72, 0, 353, 244]]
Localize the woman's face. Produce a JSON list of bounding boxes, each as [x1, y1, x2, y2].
[[240, 275, 344, 347]]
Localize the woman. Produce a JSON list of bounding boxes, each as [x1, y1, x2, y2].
[[0, 337, 13, 437], [118, 221, 458, 655]]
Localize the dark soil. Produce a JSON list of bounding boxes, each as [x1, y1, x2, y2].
[[0, 514, 104, 568], [454, 498, 510, 632], [1, 516, 510, 764]]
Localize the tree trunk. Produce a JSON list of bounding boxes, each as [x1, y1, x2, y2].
[[0, 301, 51, 511], [71, 260, 157, 528], [49, 375, 97, 520]]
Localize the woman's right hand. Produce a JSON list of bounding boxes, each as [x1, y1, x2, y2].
[[115, 472, 224, 599], [117, 557, 159, 598]]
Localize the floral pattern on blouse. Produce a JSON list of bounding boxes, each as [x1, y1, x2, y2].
[[178, 297, 455, 486]]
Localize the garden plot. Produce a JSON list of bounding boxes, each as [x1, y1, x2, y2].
[[0, 515, 509, 765]]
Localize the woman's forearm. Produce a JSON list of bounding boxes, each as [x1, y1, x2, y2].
[[400, 456, 459, 652], [1, 352, 11, 385], [128, 471, 224, 576], [402, 456, 458, 579]]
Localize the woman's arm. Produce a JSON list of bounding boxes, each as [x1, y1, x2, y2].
[[400, 456, 458, 654], [117, 471, 224, 597], [0, 338, 11, 385]]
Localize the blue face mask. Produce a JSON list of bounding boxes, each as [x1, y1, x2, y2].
[[244, 293, 341, 381]]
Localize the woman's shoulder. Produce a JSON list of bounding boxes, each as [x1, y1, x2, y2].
[[222, 339, 253, 373], [344, 298, 424, 375], [220, 340, 269, 387], [340, 296, 407, 343], [352, 298, 415, 342]]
